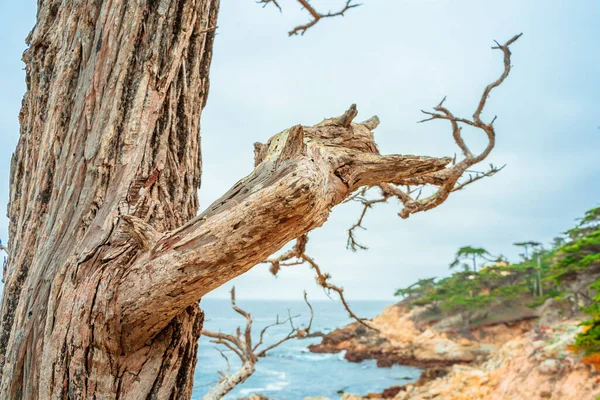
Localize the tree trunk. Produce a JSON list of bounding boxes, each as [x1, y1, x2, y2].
[[0, 0, 219, 398]]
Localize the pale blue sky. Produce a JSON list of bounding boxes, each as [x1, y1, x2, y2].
[[1, 1, 599, 301]]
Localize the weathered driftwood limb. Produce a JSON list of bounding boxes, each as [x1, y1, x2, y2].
[[346, 34, 521, 248], [201, 288, 314, 399], [118, 109, 449, 350]]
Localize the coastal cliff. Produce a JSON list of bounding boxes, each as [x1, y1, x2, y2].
[[307, 303, 600, 400], [309, 303, 533, 368]]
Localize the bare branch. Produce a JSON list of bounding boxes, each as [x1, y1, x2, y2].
[[289, 0, 361, 36], [396, 35, 521, 217], [202, 288, 314, 399], [264, 235, 378, 331], [452, 164, 506, 192], [476, 33, 523, 123], [301, 253, 378, 331], [345, 33, 521, 227], [336, 150, 451, 191], [303, 290, 314, 333], [256, 0, 361, 36], [215, 348, 231, 380], [229, 287, 253, 354], [347, 195, 390, 251], [257, 0, 281, 12], [253, 314, 287, 352], [345, 184, 425, 250], [202, 333, 246, 363]]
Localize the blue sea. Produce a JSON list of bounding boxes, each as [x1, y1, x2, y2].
[[191, 299, 421, 399]]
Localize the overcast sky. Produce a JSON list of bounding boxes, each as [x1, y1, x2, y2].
[[1, 1, 599, 303]]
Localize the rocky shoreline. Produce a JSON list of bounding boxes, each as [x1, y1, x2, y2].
[[306, 302, 600, 400], [308, 303, 531, 369]]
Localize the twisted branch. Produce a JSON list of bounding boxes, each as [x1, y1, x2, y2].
[[257, 0, 361, 36], [201, 287, 314, 399], [264, 235, 379, 331], [256, 0, 282, 12], [344, 34, 521, 247], [290, 0, 360, 36], [120, 36, 521, 350], [202, 288, 314, 362]]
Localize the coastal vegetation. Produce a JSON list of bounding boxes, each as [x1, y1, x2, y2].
[[395, 205, 600, 367]]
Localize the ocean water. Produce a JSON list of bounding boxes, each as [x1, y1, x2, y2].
[[192, 299, 421, 400]]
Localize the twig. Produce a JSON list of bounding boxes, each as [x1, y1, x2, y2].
[[342, 34, 521, 224], [347, 195, 390, 251], [203, 287, 314, 363], [201, 287, 315, 399], [215, 348, 231, 381], [256, 0, 281, 12], [289, 0, 361, 36], [256, 0, 361, 35], [263, 235, 379, 331]]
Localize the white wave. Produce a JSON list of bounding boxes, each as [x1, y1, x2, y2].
[[238, 380, 289, 395], [299, 353, 334, 361], [263, 369, 286, 381], [239, 387, 266, 396], [277, 349, 335, 361], [237, 368, 289, 396], [264, 382, 289, 392]]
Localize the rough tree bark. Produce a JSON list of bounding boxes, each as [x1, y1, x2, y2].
[[0, 0, 519, 398], [1, 0, 219, 398]]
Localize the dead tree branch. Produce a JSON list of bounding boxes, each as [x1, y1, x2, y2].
[[201, 288, 314, 399], [118, 36, 519, 351], [257, 0, 282, 12], [258, 0, 361, 36], [343, 34, 521, 247], [290, 0, 361, 36], [263, 235, 379, 331]]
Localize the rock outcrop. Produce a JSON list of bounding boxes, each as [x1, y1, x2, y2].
[[309, 303, 600, 400], [308, 303, 531, 368], [391, 320, 599, 399]]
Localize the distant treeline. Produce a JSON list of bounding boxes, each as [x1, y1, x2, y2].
[[395, 206, 600, 365]]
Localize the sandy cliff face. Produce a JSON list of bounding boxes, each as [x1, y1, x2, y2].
[[392, 320, 599, 400], [309, 304, 528, 367], [308, 304, 600, 400]]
